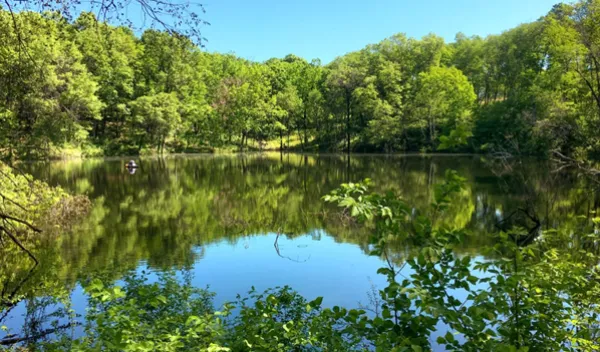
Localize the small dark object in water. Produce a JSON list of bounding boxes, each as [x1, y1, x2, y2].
[[125, 160, 138, 169]]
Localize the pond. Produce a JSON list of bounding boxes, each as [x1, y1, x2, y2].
[[1, 153, 597, 343]]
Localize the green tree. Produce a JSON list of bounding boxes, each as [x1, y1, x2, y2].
[[414, 66, 476, 148], [275, 85, 302, 150], [128, 93, 181, 153], [0, 11, 103, 159], [543, 0, 600, 156], [73, 12, 139, 147], [213, 64, 271, 150], [325, 53, 367, 152]]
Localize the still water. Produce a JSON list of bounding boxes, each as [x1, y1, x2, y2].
[[1, 153, 597, 341]]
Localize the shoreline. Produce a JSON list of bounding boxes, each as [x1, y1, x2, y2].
[[16, 151, 503, 163]]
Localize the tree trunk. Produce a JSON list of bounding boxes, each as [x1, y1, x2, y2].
[[297, 125, 304, 152], [137, 134, 145, 153], [315, 110, 321, 149], [346, 91, 351, 154], [428, 109, 434, 148], [401, 117, 407, 151], [303, 108, 308, 149], [279, 131, 283, 151]]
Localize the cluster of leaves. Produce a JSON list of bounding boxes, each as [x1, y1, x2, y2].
[[0, 161, 90, 237], [324, 171, 600, 351], [46, 273, 368, 351], [4, 0, 207, 45], [50, 271, 226, 352], [0, 160, 90, 269], [0, 161, 90, 345], [225, 286, 362, 351], [0, 162, 67, 228]]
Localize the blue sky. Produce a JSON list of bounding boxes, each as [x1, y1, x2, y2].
[[200, 0, 559, 63]]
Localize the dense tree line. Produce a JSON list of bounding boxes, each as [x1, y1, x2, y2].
[[2, 0, 600, 158]]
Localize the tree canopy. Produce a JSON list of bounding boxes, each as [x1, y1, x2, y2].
[[3, 1, 600, 159]]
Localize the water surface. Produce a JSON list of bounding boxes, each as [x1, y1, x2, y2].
[[2, 153, 596, 341]]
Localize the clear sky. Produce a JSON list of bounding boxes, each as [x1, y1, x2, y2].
[[200, 0, 560, 64]]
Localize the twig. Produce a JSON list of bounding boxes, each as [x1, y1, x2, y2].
[[553, 150, 600, 175], [274, 229, 310, 263], [0, 192, 28, 212], [0, 264, 37, 323], [0, 214, 41, 233], [0, 323, 76, 345], [0, 226, 38, 265], [494, 210, 519, 231]]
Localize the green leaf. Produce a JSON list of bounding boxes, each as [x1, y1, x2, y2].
[[185, 316, 200, 326], [339, 197, 356, 208], [207, 344, 230, 352], [309, 297, 323, 307], [87, 278, 104, 293], [112, 287, 126, 299]]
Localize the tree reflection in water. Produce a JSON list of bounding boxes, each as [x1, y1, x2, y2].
[[2, 153, 600, 346]]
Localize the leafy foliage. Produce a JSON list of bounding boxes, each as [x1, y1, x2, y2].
[[0, 161, 90, 346], [4, 0, 600, 158], [63, 272, 227, 352], [323, 173, 600, 350]]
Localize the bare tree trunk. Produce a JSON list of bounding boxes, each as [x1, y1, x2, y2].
[[428, 109, 435, 148], [346, 92, 351, 154], [137, 134, 145, 153], [297, 125, 304, 152], [303, 108, 308, 149]]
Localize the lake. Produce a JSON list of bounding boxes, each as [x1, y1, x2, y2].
[[1, 153, 597, 343]]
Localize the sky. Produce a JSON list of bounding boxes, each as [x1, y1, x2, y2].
[[200, 0, 560, 64]]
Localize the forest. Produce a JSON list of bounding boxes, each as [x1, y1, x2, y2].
[[4, 0, 600, 350], [2, 0, 600, 159]]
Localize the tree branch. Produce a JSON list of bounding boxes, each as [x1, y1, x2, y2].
[[0, 226, 38, 265], [274, 230, 310, 263], [0, 214, 41, 233], [0, 323, 75, 345]]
